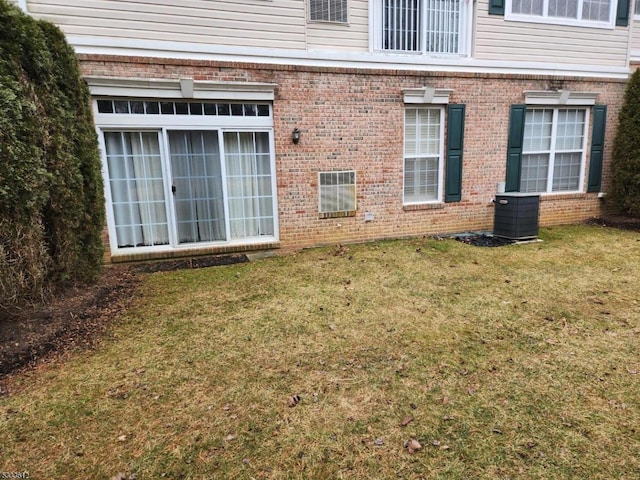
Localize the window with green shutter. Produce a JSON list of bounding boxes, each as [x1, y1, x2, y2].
[[505, 104, 606, 194], [403, 104, 466, 204]]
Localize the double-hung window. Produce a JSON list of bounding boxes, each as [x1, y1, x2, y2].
[[374, 0, 472, 55], [507, 0, 615, 27], [519, 108, 588, 193], [404, 107, 445, 203]]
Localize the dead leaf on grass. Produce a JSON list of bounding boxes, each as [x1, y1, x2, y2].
[[288, 394, 301, 407], [400, 416, 413, 426], [404, 439, 422, 453], [117, 435, 127, 442]]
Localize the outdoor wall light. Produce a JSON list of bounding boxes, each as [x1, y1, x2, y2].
[[292, 127, 301, 144]]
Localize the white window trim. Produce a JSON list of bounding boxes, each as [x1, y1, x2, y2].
[[505, 0, 616, 29], [403, 87, 453, 104], [403, 105, 446, 205], [521, 107, 591, 194], [94, 103, 278, 256], [524, 90, 598, 106], [85, 76, 276, 101], [369, 0, 473, 56]]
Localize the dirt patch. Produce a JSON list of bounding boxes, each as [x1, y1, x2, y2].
[[0, 266, 139, 386], [0, 254, 251, 389], [455, 234, 516, 247], [585, 213, 640, 231]]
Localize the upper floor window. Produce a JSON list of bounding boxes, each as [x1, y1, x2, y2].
[[635, 0, 640, 15], [372, 0, 472, 55], [309, 0, 349, 23], [507, 0, 615, 27]]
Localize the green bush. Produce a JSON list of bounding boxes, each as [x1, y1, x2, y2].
[[0, 0, 104, 313], [608, 69, 640, 216]]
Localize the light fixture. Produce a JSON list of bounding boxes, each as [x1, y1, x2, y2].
[[292, 127, 300, 144]]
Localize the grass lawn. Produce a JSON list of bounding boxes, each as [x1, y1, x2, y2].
[[1, 225, 639, 479]]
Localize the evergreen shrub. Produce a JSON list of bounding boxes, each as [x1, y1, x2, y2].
[[0, 0, 104, 313], [609, 69, 640, 216]]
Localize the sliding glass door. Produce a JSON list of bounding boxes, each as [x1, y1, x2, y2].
[[103, 128, 276, 251]]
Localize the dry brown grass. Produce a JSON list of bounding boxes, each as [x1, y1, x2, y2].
[[1, 225, 639, 479]]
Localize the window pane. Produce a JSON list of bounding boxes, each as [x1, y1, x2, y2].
[[520, 153, 549, 193], [555, 109, 585, 150], [552, 152, 581, 191], [582, 0, 610, 20], [168, 130, 226, 243], [224, 132, 274, 238], [512, 0, 544, 14], [425, 0, 461, 54], [404, 107, 442, 203], [383, 0, 420, 51], [548, 0, 578, 18], [523, 109, 552, 152], [104, 131, 169, 248]]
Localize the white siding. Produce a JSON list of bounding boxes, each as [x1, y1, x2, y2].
[[475, 0, 630, 68], [306, 0, 369, 51], [27, 0, 308, 50]]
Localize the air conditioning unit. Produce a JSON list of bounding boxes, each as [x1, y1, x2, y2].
[[493, 193, 540, 240]]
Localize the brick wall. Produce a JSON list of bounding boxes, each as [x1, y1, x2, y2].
[[79, 55, 626, 258]]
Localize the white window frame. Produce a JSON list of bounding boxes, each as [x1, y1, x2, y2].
[[369, 0, 473, 56], [94, 105, 278, 255], [520, 107, 590, 194], [309, 0, 349, 23], [505, 0, 616, 29], [318, 171, 357, 217], [403, 105, 446, 204]]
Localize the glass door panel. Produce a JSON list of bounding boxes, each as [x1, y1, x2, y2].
[[104, 131, 169, 248], [168, 131, 226, 243]]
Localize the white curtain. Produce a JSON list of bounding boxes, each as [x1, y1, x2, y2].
[[168, 131, 225, 243], [224, 132, 273, 239], [104, 131, 168, 247]]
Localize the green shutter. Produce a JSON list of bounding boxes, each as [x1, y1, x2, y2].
[[445, 104, 466, 203], [489, 0, 505, 15], [505, 105, 527, 192], [616, 0, 630, 26], [587, 105, 607, 193]]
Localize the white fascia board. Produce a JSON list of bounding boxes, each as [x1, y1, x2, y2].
[[69, 36, 631, 80], [85, 76, 276, 100], [524, 90, 599, 105]]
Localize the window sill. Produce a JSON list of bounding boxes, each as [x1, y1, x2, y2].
[[539, 192, 589, 201], [504, 13, 615, 30], [403, 203, 445, 211], [319, 210, 356, 219]]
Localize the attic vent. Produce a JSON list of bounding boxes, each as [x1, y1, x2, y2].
[[309, 0, 348, 23]]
